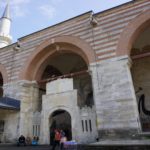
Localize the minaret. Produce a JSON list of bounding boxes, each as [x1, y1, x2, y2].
[[0, 3, 12, 48]]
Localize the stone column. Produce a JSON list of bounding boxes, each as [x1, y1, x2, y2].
[[40, 111, 49, 144], [19, 80, 39, 137], [90, 56, 141, 139], [70, 106, 81, 142], [4, 80, 39, 137]]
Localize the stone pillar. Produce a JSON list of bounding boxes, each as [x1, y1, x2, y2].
[[90, 56, 141, 139], [19, 80, 39, 137], [40, 111, 49, 144], [3, 80, 39, 138]]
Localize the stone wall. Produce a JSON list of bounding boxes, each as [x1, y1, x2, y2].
[[41, 79, 79, 144], [41, 79, 98, 144], [3, 80, 40, 139], [79, 106, 98, 143], [0, 110, 19, 143], [90, 56, 140, 139]]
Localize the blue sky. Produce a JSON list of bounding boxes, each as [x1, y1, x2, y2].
[[0, 0, 131, 42]]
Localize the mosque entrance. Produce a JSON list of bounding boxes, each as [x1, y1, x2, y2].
[[49, 109, 72, 145], [37, 52, 94, 111], [131, 26, 150, 132], [34, 43, 96, 144]]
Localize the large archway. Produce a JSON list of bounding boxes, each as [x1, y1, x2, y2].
[[37, 51, 94, 111], [49, 109, 71, 145], [20, 36, 96, 144], [130, 26, 150, 132], [23, 36, 95, 111], [115, 9, 150, 132], [20, 35, 95, 81], [116, 9, 150, 56]]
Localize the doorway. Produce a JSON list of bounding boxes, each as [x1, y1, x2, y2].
[[49, 109, 72, 145]]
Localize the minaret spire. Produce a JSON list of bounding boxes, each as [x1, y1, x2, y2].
[[0, 2, 12, 48], [2, 3, 11, 20]]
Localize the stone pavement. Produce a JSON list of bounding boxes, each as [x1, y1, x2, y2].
[[0, 145, 53, 150], [1, 140, 150, 150], [91, 139, 150, 146]]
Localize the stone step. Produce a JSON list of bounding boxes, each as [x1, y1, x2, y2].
[[83, 145, 150, 150], [1, 140, 150, 150], [81, 139, 150, 150]]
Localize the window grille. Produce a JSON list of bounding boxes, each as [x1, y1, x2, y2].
[[33, 125, 40, 137], [89, 120, 92, 132], [81, 120, 84, 132], [85, 120, 88, 132]]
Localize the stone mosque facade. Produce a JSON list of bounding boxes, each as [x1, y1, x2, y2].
[[0, 0, 149, 144]]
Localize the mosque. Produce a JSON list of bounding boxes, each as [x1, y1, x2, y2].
[[0, 0, 149, 144]]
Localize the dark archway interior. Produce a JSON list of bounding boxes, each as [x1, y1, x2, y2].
[[37, 52, 94, 111], [131, 27, 150, 132], [131, 27, 150, 56], [0, 73, 3, 97], [50, 110, 71, 145]]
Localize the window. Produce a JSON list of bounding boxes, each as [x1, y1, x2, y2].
[[89, 120, 92, 132], [81, 120, 84, 132], [33, 125, 40, 136], [85, 120, 88, 132]]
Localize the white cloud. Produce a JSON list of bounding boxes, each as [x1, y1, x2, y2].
[[1, 0, 61, 19], [12, 5, 27, 17], [39, 5, 56, 19], [11, 0, 31, 17], [0, 0, 30, 6], [0, 0, 31, 18]]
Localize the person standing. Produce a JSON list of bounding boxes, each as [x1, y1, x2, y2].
[[51, 129, 61, 150], [60, 135, 67, 150]]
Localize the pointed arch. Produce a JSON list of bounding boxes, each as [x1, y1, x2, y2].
[[116, 9, 150, 56], [20, 35, 95, 81], [0, 64, 8, 84]]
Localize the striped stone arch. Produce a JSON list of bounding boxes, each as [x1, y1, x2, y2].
[[116, 9, 150, 56], [20, 35, 95, 81], [0, 63, 8, 84]]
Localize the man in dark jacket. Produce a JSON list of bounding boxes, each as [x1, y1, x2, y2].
[[17, 135, 26, 146]]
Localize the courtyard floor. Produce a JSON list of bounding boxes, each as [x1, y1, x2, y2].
[[0, 145, 54, 150], [1, 140, 150, 150]]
